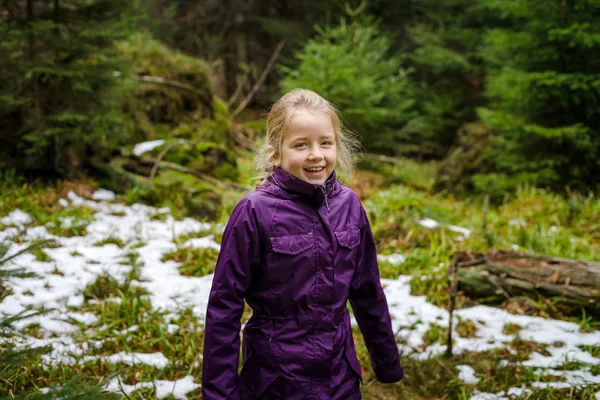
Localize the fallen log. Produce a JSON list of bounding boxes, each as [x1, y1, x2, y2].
[[136, 157, 251, 192], [455, 250, 600, 316]]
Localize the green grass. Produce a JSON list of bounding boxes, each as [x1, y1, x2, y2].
[[456, 318, 478, 338], [364, 178, 600, 320], [7, 254, 206, 397], [352, 326, 600, 400], [576, 310, 600, 333], [0, 175, 98, 239], [502, 323, 523, 335], [162, 246, 219, 277], [94, 237, 126, 249], [32, 247, 52, 262], [173, 227, 224, 247], [579, 345, 600, 358], [358, 154, 439, 192], [82, 274, 124, 302], [421, 323, 450, 348]]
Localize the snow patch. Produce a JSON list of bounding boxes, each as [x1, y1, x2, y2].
[[457, 364, 479, 384], [132, 140, 165, 156], [1, 209, 33, 227], [105, 375, 200, 399], [104, 351, 170, 368], [377, 253, 406, 266], [418, 218, 440, 229], [183, 236, 221, 252], [92, 189, 115, 201]]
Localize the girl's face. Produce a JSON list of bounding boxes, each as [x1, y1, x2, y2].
[[278, 110, 337, 185]]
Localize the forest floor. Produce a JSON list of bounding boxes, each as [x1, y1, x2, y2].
[[1, 158, 600, 399]]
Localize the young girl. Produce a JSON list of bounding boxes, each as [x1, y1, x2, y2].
[[202, 89, 403, 399]]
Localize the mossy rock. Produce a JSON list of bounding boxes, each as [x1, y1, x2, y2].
[[434, 122, 494, 195], [116, 32, 213, 127], [207, 97, 233, 140], [154, 170, 222, 219], [167, 100, 231, 141], [170, 121, 208, 139], [93, 157, 223, 220], [153, 169, 214, 194], [436, 122, 529, 200], [157, 141, 240, 182], [92, 157, 149, 193], [111, 32, 246, 192], [187, 191, 222, 220]]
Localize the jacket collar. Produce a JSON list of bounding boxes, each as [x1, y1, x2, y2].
[[261, 167, 341, 206]]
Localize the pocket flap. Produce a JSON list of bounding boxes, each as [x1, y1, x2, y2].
[[270, 234, 313, 255], [335, 229, 360, 249]]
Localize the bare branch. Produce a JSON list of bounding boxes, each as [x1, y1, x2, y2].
[[125, 73, 205, 96], [230, 40, 285, 120], [227, 67, 251, 107], [147, 143, 176, 188]]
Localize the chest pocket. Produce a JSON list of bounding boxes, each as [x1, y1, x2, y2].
[[334, 229, 360, 250], [267, 234, 314, 284], [334, 228, 361, 272], [270, 233, 314, 255]]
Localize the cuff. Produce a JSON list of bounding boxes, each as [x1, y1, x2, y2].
[[374, 364, 404, 383]]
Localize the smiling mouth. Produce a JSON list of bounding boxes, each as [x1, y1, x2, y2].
[[304, 167, 325, 173]]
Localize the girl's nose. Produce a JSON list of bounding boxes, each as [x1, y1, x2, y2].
[[309, 148, 323, 160]]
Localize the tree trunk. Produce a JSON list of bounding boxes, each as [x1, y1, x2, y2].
[[455, 250, 600, 315], [26, 0, 42, 127]]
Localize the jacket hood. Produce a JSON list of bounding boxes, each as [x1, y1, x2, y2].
[[259, 167, 342, 206]]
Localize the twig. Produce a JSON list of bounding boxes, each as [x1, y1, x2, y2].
[[230, 40, 285, 120], [115, 72, 209, 102], [217, 0, 237, 38], [345, 0, 367, 17], [457, 257, 487, 268], [227, 68, 251, 107], [138, 158, 251, 192], [485, 274, 512, 301], [131, 74, 204, 94], [367, 153, 404, 166], [446, 256, 459, 357], [162, 161, 250, 191], [147, 143, 176, 187]]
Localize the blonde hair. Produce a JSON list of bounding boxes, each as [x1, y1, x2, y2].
[[255, 88, 360, 184]]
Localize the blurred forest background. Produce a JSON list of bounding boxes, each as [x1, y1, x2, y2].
[[2, 0, 599, 197], [2, 1, 600, 399]]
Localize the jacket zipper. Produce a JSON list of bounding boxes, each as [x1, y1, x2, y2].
[[320, 182, 330, 212]]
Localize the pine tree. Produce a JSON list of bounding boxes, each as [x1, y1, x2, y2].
[[472, 0, 600, 193], [279, 16, 416, 155], [0, 0, 136, 175], [401, 0, 487, 158]]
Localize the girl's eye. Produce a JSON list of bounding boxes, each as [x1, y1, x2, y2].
[[295, 143, 307, 148], [322, 141, 333, 146]]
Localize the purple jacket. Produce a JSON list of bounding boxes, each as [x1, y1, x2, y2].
[[202, 167, 403, 399]]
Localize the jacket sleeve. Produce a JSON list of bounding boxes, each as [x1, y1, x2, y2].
[[202, 197, 260, 399], [348, 204, 404, 383]]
